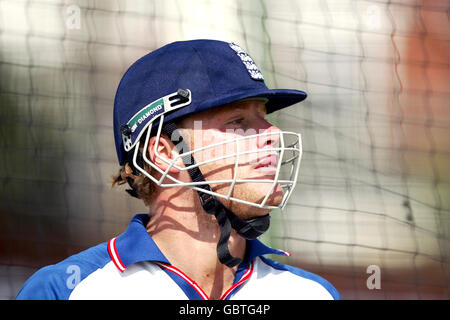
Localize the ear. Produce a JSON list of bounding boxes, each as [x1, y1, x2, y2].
[[147, 134, 181, 174]]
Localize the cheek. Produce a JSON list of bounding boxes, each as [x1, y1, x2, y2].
[[191, 130, 259, 180], [193, 130, 234, 164], [196, 148, 236, 179]]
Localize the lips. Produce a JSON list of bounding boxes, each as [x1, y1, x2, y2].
[[254, 154, 279, 171]]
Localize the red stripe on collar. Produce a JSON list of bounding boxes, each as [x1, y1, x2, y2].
[[220, 260, 254, 300], [108, 237, 126, 272], [155, 260, 254, 300], [155, 262, 209, 300]]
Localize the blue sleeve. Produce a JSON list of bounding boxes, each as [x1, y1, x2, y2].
[[16, 243, 110, 300], [16, 264, 71, 300]]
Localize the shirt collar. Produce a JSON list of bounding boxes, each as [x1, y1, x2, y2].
[[108, 214, 290, 272]]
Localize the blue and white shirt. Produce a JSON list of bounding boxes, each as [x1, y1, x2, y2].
[[17, 214, 340, 300]]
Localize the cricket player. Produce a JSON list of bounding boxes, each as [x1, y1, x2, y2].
[[17, 40, 340, 300]]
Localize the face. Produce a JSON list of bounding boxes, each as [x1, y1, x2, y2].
[[177, 99, 284, 219]]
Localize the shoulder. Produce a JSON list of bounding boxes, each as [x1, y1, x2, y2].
[[16, 242, 110, 300], [241, 256, 341, 300]]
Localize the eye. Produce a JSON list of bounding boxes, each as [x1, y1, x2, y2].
[[227, 117, 244, 126]]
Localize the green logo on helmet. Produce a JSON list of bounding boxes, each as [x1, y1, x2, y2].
[[129, 99, 164, 133]]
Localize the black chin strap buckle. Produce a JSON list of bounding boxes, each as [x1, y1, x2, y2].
[[198, 191, 218, 215]]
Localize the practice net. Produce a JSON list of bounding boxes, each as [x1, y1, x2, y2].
[[0, 0, 448, 299]]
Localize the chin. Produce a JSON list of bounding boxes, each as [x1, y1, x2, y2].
[[209, 180, 284, 218], [259, 193, 283, 209], [254, 182, 284, 207], [230, 184, 284, 219]]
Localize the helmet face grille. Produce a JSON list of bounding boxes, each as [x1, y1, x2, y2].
[[131, 112, 302, 211]]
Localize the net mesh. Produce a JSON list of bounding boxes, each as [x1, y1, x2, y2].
[[0, 0, 448, 299]]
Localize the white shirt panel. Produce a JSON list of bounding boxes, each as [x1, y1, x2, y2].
[[231, 257, 333, 300], [69, 261, 188, 300]]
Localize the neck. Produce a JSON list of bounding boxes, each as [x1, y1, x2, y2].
[[146, 186, 246, 300]]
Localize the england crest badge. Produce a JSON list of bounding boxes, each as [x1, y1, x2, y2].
[[229, 42, 264, 81]]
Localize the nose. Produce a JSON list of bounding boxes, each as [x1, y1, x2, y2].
[[257, 122, 282, 150]]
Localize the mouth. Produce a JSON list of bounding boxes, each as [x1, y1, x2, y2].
[[254, 154, 279, 174]]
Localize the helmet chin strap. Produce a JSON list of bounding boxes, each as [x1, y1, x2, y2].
[[161, 122, 270, 268]]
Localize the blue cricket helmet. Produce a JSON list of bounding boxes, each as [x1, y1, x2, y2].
[[113, 39, 307, 165]]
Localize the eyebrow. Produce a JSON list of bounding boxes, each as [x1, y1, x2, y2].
[[224, 105, 265, 117], [231, 102, 267, 112]]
